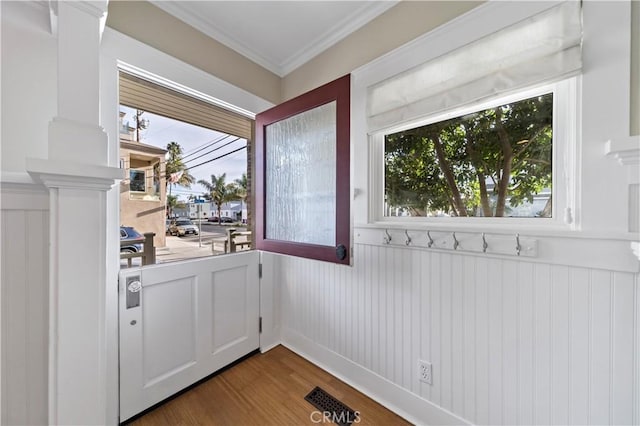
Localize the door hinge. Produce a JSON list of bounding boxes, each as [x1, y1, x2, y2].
[[259, 316, 262, 333], [258, 263, 262, 279]]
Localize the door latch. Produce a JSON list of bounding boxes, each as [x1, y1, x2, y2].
[[126, 276, 142, 309]]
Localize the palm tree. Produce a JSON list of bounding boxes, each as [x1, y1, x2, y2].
[[234, 173, 248, 223], [166, 194, 178, 218], [165, 141, 194, 196], [198, 173, 235, 224]]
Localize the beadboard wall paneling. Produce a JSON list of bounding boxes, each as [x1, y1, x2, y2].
[[1, 183, 49, 425], [259, 251, 282, 352], [279, 243, 639, 425]]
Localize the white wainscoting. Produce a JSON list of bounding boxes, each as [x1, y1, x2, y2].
[[278, 241, 639, 425], [0, 181, 49, 425], [259, 251, 282, 352]]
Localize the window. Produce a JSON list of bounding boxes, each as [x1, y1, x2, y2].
[[372, 80, 575, 225], [129, 170, 146, 192], [364, 2, 581, 227], [384, 92, 553, 218], [126, 162, 161, 201]]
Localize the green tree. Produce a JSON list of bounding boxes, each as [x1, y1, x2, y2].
[[233, 173, 248, 223], [166, 194, 178, 218], [385, 93, 553, 217], [165, 141, 195, 196], [198, 173, 236, 224], [234, 173, 248, 199]]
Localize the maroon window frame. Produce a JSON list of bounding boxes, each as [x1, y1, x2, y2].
[[255, 74, 350, 265]]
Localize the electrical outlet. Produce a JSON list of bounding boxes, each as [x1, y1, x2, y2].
[[418, 360, 432, 385]]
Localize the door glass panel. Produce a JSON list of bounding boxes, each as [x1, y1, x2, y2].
[[265, 101, 336, 246], [255, 74, 350, 265]]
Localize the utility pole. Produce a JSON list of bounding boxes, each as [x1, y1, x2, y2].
[[135, 109, 149, 142], [197, 197, 203, 248]]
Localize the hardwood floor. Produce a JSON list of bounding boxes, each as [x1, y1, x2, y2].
[[127, 345, 411, 425]]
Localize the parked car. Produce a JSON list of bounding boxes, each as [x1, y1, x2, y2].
[[120, 226, 143, 253], [169, 219, 199, 236], [220, 216, 234, 223], [207, 216, 219, 222]]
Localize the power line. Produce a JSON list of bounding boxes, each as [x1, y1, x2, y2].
[[170, 189, 207, 195], [181, 134, 232, 159], [183, 137, 242, 164], [185, 145, 247, 171], [143, 121, 178, 140]]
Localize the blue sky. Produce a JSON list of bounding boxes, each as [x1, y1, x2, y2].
[[120, 106, 247, 201]]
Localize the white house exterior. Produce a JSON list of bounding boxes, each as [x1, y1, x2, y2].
[[188, 201, 247, 222], [1, 1, 639, 425]]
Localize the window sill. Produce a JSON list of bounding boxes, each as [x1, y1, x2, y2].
[[128, 193, 161, 202]]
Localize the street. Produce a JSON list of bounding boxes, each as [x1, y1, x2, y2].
[[172, 221, 244, 242], [121, 222, 250, 267]]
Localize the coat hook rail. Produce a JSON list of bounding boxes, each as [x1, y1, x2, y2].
[[427, 231, 434, 248], [369, 228, 537, 258]]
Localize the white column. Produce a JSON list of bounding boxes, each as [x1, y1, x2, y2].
[[49, 0, 109, 165], [27, 1, 121, 424]]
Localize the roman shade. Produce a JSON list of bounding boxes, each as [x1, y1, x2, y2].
[[367, 1, 582, 133], [119, 71, 253, 140]]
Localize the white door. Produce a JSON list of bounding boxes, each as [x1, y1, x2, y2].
[[118, 251, 260, 422]]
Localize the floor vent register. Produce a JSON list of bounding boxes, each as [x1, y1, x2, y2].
[[304, 386, 359, 426]]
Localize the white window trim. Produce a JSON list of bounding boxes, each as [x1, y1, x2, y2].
[[128, 167, 161, 201], [367, 78, 580, 233], [128, 168, 147, 193], [351, 1, 637, 273], [349, 1, 592, 236]]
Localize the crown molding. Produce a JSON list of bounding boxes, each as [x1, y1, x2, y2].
[[48, 0, 108, 19], [46, 1, 108, 40], [149, 1, 398, 77], [279, 1, 398, 76], [149, 0, 281, 74]]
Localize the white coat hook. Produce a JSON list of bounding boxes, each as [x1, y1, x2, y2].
[[383, 229, 392, 244], [515, 233, 521, 256], [427, 231, 434, 248], [482, 233, 488, 253], [405, 230, 412, 246], [452, 232, 459, 250]]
